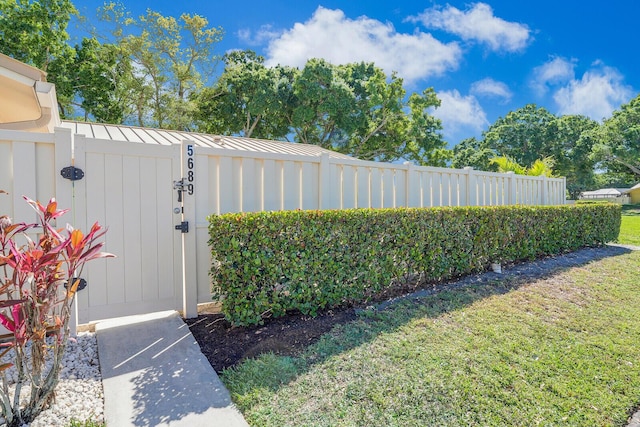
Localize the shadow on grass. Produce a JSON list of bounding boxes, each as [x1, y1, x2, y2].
[[223, 245, 634, 402]]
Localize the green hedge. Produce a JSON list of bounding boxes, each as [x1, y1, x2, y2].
[[208, 204, 621, 325]]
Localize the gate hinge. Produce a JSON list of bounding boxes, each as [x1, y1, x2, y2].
[[60, 166, 84, 181], [63, 277, 87, 292], [175, 221, 189, 233]]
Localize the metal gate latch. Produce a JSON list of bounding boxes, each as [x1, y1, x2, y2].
[[173, 179, 185, 202], [175, 221, 189, 233]]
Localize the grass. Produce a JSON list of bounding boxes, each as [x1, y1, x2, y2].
[[619, 204, 640, 246], [222, 250, 640, 426]]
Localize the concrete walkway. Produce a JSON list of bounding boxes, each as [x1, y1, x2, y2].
[[96, 311, 249, 427]]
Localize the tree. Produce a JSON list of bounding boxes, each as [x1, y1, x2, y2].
[[483, 104, 556, 168], [591, 93, 640, 178], [72, 37, 134, 123], [477, 104, 602, 197], [550, 115, 599, 197], [402, 89, 450, 166], [195, 51, 292, 139], [490, 156, 556, 177], [0, 0, 76, 72], [450, 137, 496, 170], [333, 62, 408, 161], [288, 59, 362, 148], [593, 169, 638, 189], [0, 0, 78, 115], [96, 3, 224, 129], [197, 56, 449, 165], [287, 59, 449, 164], [489, 156, 526, 174]]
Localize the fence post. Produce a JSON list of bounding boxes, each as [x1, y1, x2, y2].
[[506, 171, 516, 205], [180, 140, 198, 318], [464, 167, 477, 206], [541, 175, 548, 205], [318, 152, 331, 209], [404, 162, 413, 207]]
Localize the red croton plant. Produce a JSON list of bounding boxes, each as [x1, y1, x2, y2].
[[0, 192, 112, 426]]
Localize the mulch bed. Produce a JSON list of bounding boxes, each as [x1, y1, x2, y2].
[[186, 308, 357, 373]]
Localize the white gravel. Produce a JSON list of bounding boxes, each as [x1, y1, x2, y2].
[[0, 332, 104, 426]]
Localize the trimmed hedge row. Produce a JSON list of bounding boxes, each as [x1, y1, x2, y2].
[[208, 204, 621, 325]]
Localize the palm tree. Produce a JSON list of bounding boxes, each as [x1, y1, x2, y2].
[[490, 156, 556, 177]]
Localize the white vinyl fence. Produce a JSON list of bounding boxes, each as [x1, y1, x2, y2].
[[1, 127, 566, 329], [197, 149, 565, 214]]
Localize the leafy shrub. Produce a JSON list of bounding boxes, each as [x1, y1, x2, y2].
[[0, 195, 112, 426], [208, 204, 620, 325]]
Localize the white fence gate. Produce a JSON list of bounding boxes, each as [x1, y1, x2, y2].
[[71, 135, 187, 324], [1, 126, 567, 329], [0, 128, 195, 327]]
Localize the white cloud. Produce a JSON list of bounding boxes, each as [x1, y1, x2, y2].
[[553, 64, 634, 121], [531, 56, 576, 95], [263, 7, 462, 83], [237, 25, 282, 46], [432, 90, 488, 139], [470, 78, 512, 102], [410, 3, 531, 52]]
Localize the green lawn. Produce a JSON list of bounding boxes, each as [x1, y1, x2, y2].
[[223, 250, 640, 426], [619, 204, 640, 246]]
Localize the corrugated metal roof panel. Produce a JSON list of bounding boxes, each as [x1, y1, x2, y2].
[[145, 129, 173, 145], [119, 126, 143, 143], [60, 121, 356, 160], [91, 124, 111, 140], [76, 122, 94, 138], [104, 125, 127, 141]]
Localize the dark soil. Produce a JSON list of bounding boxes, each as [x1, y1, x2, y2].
[[186, 308, 357, 373], [187, 245, 635, 374]]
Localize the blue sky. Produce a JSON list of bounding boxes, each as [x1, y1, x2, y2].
[[74, 1, 640, 145]]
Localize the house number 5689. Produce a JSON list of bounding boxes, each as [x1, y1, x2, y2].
[[186, 144, 194, 195]]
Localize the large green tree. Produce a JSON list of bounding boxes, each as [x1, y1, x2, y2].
[[450, 137, 496, 170], [401, 89, 450, 166], [483, 104, 556, 167], [287, 59, 449, 164], [591, 93, 640, 178], [550, 114, 599, 197], [0, 0, 77, 115], [464, 104, 602, 197], [197, 54, 449, 165], [97, 3, 224, 129], [70, 37, 136, 123], [195, 50, 292, 139], [0, 0, 76, 71]]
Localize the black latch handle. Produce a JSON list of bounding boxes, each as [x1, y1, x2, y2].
[[175, 221, 189, 233]]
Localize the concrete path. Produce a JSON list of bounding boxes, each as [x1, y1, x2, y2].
[[96, 311, 249, 427]]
